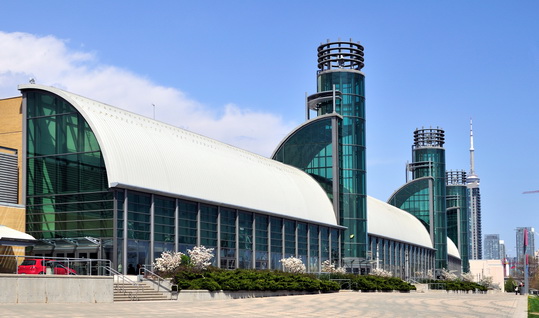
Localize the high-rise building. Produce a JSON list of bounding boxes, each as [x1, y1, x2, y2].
[[516, 227, 535, 265], [499, 240, 506, 261], [467, 120, 482, 259], [273, 40, 367, 262], [446, 170, 470, 272], [484, 234, 500, 260], [388, 127, 448, 270]]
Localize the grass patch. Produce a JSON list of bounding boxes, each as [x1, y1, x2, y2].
[[529, 296, 539, 317]]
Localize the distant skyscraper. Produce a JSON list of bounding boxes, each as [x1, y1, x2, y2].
[[484, 234, 500, 260], [499, 240, 506, 261], [516, 227, 535, 264], [467, 120, 482, 259]]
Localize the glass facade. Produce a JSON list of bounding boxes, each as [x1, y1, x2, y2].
[[26, 91, 113, 251], [318, 71, 367, 260], [369, 235, 435, 280], [273, 117, 335, 198], [412, 146, 447, 270], [387, 178, 433, 233], [446, 183, 470, 273]]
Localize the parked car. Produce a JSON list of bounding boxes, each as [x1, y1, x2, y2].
[[17, 258, 77, 275]]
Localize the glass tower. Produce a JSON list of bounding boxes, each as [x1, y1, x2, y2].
[[446, 170, 470, 273], [273, 40, 367, 264]]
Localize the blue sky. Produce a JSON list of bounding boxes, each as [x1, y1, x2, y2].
[[1, 1, 538, 257]]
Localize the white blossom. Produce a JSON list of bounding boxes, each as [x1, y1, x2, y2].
[[279, 256, 306, 273], [371, 268, 393, 277], [153, 251, 184, 274], [479, 276, 494, 288], [321, 259, 346, 274], [187, 245, 215, 270], [460, 271, 475, 282], [439, 268, 458, 281]]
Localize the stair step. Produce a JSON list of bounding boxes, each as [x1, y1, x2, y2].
[[113, 282, 169, 302]]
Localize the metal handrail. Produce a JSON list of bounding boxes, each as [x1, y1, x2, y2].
[[140, 265, 171, 292], [0, 254, 111, 276], [104, 266, 141, 301]]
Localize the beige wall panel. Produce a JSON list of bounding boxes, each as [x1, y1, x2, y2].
[[0, 96, 23, 204]]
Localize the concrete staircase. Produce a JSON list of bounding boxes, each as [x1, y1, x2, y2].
[[113, 282, 169, 301]]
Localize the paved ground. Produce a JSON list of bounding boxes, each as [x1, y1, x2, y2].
[[0, 291, 528, 318]]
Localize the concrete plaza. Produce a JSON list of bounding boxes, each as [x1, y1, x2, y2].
[[0, 291, 528, 318]]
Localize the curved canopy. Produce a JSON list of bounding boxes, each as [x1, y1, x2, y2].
[[367, 196, 433, 249], [19, 85, 338, 226], [0, 225, 36, 246], [447, 238, 461, 259]]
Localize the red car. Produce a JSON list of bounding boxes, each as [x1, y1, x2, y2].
[[18, 258, 77, 275]]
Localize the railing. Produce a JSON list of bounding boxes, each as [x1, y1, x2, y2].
[[104, 266, 141, 301], [141, 265, 178, 299], [330, 278, 353, 290], [0, 254, 111, 276]]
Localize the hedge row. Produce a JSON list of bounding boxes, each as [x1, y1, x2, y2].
[[174, 269, 340, 292], [420, 279, 487, 291], [173, 269, 417, 292]]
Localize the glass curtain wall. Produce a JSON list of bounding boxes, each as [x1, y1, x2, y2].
[[254, 215, 268, 269], [25, 90, 113, 248], [270, 217, 283, 270], [200, 205, 218, 266], [387, 178, 433, 233], [317, 70, 367, 260], [238, 211, 253, 269], [220, 207, 236, 269]]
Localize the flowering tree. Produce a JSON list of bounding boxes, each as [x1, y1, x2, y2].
[[279, 256, 306, 273], [439, 268, 458, 281], [321, 259, 346, 274], [370, 268, 393, 277], [461, 271, 475, 282], [187, 246, 215, 270], [153, 251, 185, 275]]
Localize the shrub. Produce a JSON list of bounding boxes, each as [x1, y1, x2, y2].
[[187, 278, 221, 292], [173, 268, 340, 292]]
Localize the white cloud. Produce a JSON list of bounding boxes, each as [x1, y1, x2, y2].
[[0, 31, 296, 156]]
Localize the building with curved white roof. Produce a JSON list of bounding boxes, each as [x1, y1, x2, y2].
[[19, 84, 343, 273]]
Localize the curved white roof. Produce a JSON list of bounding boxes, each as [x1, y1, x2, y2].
[[20, 85, 338, 226], [447, 238, 461, 259], [367, 196, 433, 249]]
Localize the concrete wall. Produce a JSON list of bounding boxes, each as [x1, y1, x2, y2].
[[0, 274, 114, 303], [469, 259, 505, 292], [175, 290, 321, 301]]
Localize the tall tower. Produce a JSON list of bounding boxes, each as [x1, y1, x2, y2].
[[467, 120, 482, 259], [315, 40, 367, 261], [273, 39, 368, 264], [411, 128, 448, 270]]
